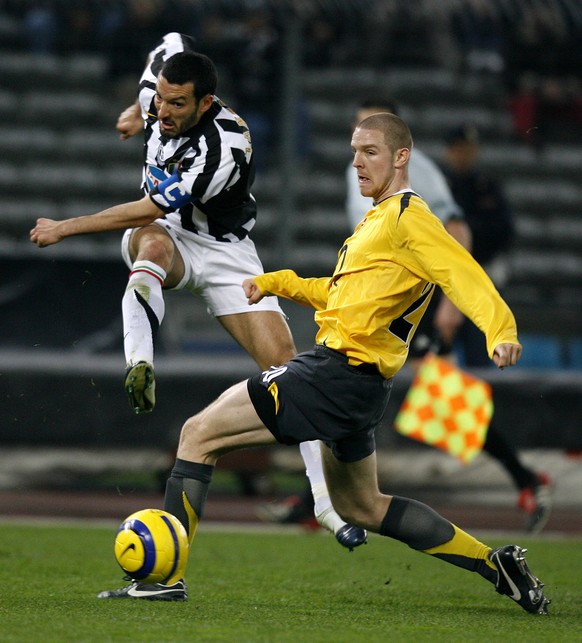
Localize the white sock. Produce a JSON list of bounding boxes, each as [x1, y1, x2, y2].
[[299, 441, 331, 515], [122, 260, 166, 367]]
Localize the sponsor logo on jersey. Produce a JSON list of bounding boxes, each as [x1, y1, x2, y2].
[[145, 165, 169, 192]]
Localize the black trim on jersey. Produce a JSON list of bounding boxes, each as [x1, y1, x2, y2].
[[197, 101, 221, 127], [192, 125, 222, 197], [179, 33, 196, 52], [150, 49, 166, 77], [397, 192, 413, 220], [216, 118, 245, 134], [222, 148, 244, 189], [139, 79, 157, 93], [150, 34, 196, 77]]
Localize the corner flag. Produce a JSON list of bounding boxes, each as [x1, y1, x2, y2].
[[394, 354, 493, 464]]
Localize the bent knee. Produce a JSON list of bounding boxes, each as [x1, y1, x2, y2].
[[178, 413, 217, 461], [132, 229, 174, 264]]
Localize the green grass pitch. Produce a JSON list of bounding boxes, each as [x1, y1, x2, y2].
[[0, 521, 581, 642]]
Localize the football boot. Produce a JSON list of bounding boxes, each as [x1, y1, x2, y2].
[[97, 579, 187, 601], [489, 545, 550, 614]]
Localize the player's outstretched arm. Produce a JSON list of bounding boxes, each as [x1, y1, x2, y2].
[[493, 343, 522, 369], [30, 196, 164, 248]]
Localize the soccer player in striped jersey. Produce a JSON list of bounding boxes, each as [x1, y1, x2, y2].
[[30, 32, 290, 402], [30, 32, 364, 550], [97, 111, 549, 613]]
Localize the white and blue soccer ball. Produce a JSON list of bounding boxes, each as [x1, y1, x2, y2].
[[114, 508, 189, 584]]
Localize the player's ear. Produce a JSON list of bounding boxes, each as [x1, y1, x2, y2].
[[394, 147, 410, 168], [199, 94, 214, 114]]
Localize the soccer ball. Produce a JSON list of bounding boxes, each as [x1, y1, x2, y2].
[[114, 508, 189, 584]]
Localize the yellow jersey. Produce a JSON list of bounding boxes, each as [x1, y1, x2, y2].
[[255, 191, 519, 379]]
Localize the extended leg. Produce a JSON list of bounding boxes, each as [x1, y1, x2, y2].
[[320, 445, 550, 614], [122, 261, 165, 413], [122, 225, 185, 413]]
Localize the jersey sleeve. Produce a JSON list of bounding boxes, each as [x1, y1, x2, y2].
[[255, 270, 330, 311], [395, 202, 519, 357]]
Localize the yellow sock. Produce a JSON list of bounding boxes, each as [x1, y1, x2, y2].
[[423, 524, 497, 581]]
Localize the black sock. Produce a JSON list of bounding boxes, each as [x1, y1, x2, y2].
[[164, 458, 214, 544], [380, 496, 455, 550], [380, 496, 497, 582]]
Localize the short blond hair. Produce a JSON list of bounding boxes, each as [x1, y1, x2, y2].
[[357, 112, 413, 153]]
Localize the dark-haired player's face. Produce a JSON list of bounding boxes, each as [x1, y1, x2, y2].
[[154, 75, 210, 138]]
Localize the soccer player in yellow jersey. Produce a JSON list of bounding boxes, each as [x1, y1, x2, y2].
[[98, 112, 550, 614]]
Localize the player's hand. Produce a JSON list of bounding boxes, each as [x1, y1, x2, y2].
[[30, 218, 63, 247], [493, 343, 522, 369], [243, 278, 265, 305], [116, 103, 143, 140]]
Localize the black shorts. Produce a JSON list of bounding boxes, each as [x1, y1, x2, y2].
[[247, 345, 392, 463]]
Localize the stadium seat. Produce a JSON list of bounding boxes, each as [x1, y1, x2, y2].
[[515, 334, 564, 369], [567, 339, 582, 370]]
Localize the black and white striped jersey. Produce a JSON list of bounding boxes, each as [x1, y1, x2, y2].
[[138, 32, 257, 243]]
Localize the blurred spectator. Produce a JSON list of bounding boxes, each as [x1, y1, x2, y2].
[[505, 2, 575, 79], [440, 123, 515, 366], [507, 71, 542, 147], [9, 0, 122, 55], [103, 1, 189, 83], [227, 8, 282, 173], [450, 0, 506, 74], [363, 0, 437, 68], [503, 1, 582, 145], [22, 2, 59, 53]]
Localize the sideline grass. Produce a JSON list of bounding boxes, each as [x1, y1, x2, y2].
[[1, 521, 580, 642]]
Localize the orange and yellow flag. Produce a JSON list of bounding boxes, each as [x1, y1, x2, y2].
[[394, 354, 493, 464]]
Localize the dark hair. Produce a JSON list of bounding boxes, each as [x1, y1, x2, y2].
[[161, 51, 218, 100]]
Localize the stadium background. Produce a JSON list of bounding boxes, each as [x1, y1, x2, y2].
[[0, 0, 581, 531]]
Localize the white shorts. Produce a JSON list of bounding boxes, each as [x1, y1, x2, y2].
[[121, 216, 284, 318]]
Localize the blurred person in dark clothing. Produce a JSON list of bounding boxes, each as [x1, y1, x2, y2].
[[440, 123, 551, 533], [441, 124, 515, 366]]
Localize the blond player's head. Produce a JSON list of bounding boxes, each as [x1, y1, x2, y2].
[[351, 112, 413, 201]]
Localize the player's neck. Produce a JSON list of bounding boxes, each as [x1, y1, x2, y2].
[[373, 173, 411, 204]]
